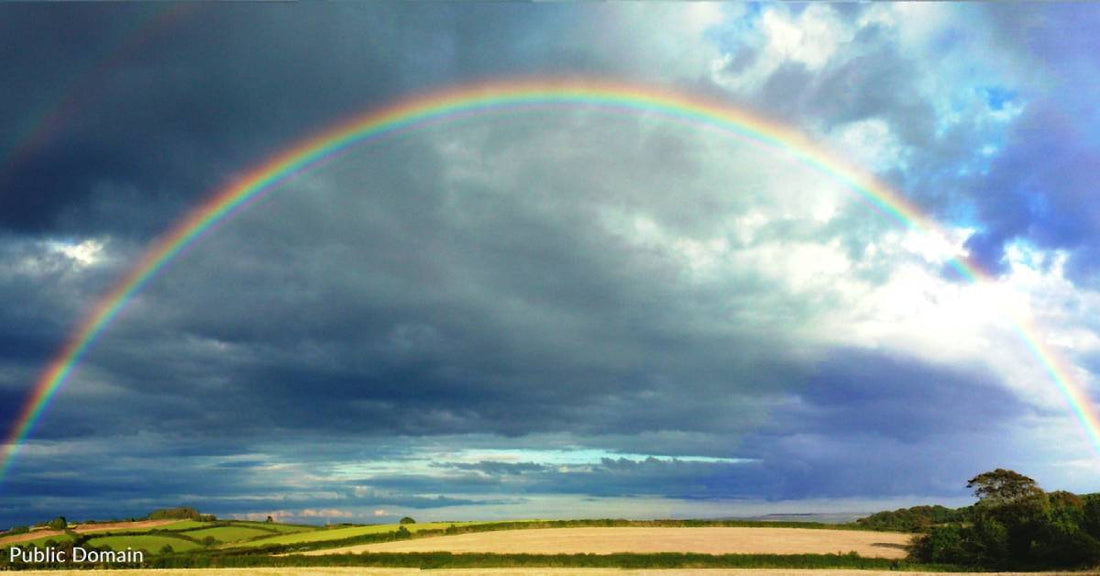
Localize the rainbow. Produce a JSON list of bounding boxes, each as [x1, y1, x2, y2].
[[4, 79, 1098, 484]]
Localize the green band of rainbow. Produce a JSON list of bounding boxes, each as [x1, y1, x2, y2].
[[4, 79, 1097, 485]]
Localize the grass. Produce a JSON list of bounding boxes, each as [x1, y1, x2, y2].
[[85, 534, 203, 553], [184, 525, 279, 543], [227, 521, 494, 549], [230, 521, 318, 534], [157, 520, 212, 531], [81, 519, 211, 534]]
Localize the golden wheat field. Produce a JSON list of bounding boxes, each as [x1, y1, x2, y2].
[[12, 569, 1089, 576], [302, 527, 912, 559]]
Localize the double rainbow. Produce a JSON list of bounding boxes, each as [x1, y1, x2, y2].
[[3, 79, 1097, 484]]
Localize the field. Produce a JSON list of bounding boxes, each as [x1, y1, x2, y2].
[[0, 532, 75, 548], [84, 534, 204, 553], [7, 569, 1084, 576], [303, 527, 911, 559], [184, 525, 281, 543], [228, 521, 494, 549], [6, 517, 1086, 573], [0, 519, 193, 547], [230, 521, 317, 534], [70, 519, 192, 533]]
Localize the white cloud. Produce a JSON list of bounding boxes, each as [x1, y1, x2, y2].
[[47, 239, 104, 267], [713, 4, 854, 93], [829, 118, 909, 173]]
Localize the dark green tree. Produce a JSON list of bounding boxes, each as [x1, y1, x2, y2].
[[968, 469, 1043, 505], [45, 516, 67, 530]]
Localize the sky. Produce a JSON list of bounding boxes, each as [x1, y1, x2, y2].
[[2, 2, 1100, 527]]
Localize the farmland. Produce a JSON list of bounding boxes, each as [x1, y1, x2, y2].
[[185, 525, 282, 543], [0, 519, 195, 548], [303, 527, 911, 559], [227, 521, 495, 549], [5, 569, 1082, 576], [1, 512, 1090, 573], [84, 534, 203, 554]]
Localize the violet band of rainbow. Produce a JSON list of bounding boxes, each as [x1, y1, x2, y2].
[[4, 79, 1097, 485]]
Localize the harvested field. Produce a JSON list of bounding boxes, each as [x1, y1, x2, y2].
[[303, 527, 912, 559], [0, 529, 67, 546], [9, 569, 1085, 576], [69, 519, 186, 533]]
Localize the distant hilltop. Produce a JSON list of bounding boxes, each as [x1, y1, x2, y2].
[[145, 507, 216, 522]]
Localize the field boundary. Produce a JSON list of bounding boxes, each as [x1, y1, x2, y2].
[[143, 551, 964, 571]]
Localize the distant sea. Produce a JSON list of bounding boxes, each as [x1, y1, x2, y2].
[[726, 513, 869, 524]]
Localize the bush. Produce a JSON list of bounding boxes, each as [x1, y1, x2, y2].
[[910, 524, 972, 564], [399, 517, 416, 524]]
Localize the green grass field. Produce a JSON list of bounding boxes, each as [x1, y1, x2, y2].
[[85, 534, 203, 553], [156, 520, 211, 531], [226, 521, 494, 549], [230, 521, 317, 534], [182, 525, 276, 543], [80, 519, 211, 534]]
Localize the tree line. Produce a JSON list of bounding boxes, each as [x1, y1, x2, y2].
[[906, 468, 1100, 569]]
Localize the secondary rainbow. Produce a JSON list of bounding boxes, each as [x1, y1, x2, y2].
[[4, 79, 1098, 484]]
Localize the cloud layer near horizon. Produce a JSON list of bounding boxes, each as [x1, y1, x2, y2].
[[2, 2, 1099, 526]]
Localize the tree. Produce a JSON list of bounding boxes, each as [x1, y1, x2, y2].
[[968, 469, 1044, 505], [46, 516, 67, 530], [399, 516, 416, 524], [266, 515, 274, 523], [147, 507, 201, 520]]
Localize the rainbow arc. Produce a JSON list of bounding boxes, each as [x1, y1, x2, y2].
[[3, 79, 1097, 484]]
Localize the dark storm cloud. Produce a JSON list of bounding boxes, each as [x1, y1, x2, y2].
[[27, 115, 814, 446], [0, 3, 582, 237], [791, 349, 1028, 442], [727, 348, 1031, 499]]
